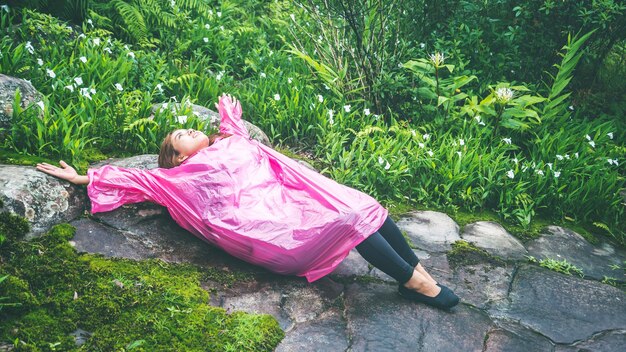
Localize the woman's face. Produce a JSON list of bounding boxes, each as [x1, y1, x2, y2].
[[171, 128, 210, 161]]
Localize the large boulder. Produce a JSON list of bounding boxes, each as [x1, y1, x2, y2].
[[0, 74, 43, 138], [0, 165, 87, 239], [151, 102, 271, 146]]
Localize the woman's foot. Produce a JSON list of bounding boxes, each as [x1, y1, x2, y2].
[[415, 263, 438, 286], [399, 270, 459, 310]]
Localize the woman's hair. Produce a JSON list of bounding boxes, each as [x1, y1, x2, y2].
[[158, 131, 231, 169]]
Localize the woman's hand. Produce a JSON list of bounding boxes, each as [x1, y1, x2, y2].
[[36, 161, 89, 185], [216, 93, 242, 118]]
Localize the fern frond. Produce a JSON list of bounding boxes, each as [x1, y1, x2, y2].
[[113, 0, 149, 43]]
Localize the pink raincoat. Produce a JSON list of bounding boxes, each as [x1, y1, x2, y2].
[[87, 97, 388, 282]]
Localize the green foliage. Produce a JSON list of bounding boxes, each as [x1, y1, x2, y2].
[[0, 222, 284, 350], [526, 255, 585, 277]]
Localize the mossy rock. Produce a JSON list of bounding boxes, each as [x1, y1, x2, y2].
[[0, 218, 284, 350], [447, 240, 505, 269]]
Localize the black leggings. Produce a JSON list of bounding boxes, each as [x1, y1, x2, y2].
[[355, 216, 419, 284]]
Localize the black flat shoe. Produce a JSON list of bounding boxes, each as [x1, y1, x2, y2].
[[398, 284, 460, 310]]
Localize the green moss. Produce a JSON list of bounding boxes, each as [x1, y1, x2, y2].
[[0, 220, 284, 351], [0, 211, 31, 242], [0, 148, 56, 167], [447, 240, 505, 269]]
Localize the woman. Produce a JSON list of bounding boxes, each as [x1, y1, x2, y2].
[[36, 94, 459, 310]]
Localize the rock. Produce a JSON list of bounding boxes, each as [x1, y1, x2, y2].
[[396, 211, 461, 252], [275, 309, 348, 352], [554, 330, 626, 352], [344, 282, 494, 351], [0, 74, 43, 138], [448, 263, 514, 310], [0, 165, 87, 238], [151, 102, 271, 146], [526, 226, 626, 281], [91, 154, 159, 170], [330, 249, 371, 278], [461, 221, 527, 261], [484, 323, 554, 352], [490, 264, 626, 344]]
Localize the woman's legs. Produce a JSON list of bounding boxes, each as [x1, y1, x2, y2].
[[377, 216, 437, 285], [355, 231, 440, 297]]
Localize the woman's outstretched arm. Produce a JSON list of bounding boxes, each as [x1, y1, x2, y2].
[[36, 161, 89, 185]]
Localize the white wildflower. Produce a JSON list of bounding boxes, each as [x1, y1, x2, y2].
[[79, 56, 87, 63], [418, 142, 425, 148], [274, 94, 280, 101], [35, 101, 44, 110], [585, 134, 591, 141], [203, 37, 209, 43], [220, 26, 225, 31], [1, 5, 9, 12], [170, 0, 176, 8], [495, 87, 514, 103], [317, 95, 323, 103], [114, 83, 123, 91], [80, 88, 92, 100], [419, 43, 425, 49], [90, 88, 96, 94], [216, 70, 224, 81], [78, 33, 86, 39], [506, 170, 515, 179], [260, 72, 266, 78], [385, 161, 391, 170], [287, 77, 293, 84], [37, 58, 43, 66], [410, 130, 416, 136], [378, 156, 384, 164], [564, 154, 570, 159], [103, 47, 112, 54], [92, 38, 100, 46], [536, 169, 544, 176], [176, 115, 188, 124], [128, 51, 135, 58], [290, 14, 295, 21], [429, 52, 445, 66], [589, 141, 595, 148], [46, 69, 56, 78], [25, 41, 35, 54], [324, 84, 330, 90], [64, 85, 74, 92], [328, 110, 334, 125], [217, 11, 222, 18], [546, 163, 552, 170], [556, 154, 564, 160], [607, 132, 614, 139], [205, 24, 210, 29], [554, 171, 561, 178], [343, 105, 351, 113], [459, 139, 465, 146], [608, 159, 619, 166], [502, 137, 512, 144], [363, 108, 370, 116], [568, 105, 574, 111], [74, 77, 83, 86], [423, 133, 430, 140], [574, 152, 579, 158], [513, 157, 519, 164], [156, 83, 163, 93], [456, 151, 462, 157], [427, 150, 434, 157], [86, 19, 93, 27], [479, 121, 486, 126]]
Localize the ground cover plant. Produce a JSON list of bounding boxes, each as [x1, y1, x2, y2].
[[0, 212, 283, 351]]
